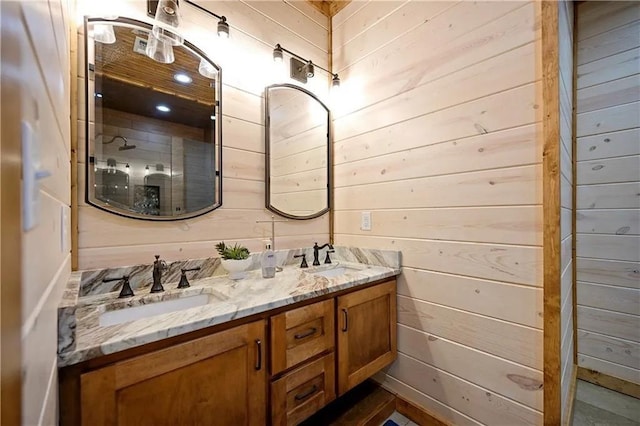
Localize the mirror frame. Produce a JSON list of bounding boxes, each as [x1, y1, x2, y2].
[[84, 16, 223, 221], [264, 83, 332, 220]]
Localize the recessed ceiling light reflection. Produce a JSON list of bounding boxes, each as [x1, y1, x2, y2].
[[210, 115, 216, 120], [95, 93, 103, 98], [156, 105, 171, 112], [174, 73, 192, 84]]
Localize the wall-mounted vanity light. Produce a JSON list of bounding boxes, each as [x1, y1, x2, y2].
[[272, 43, 340, 87]]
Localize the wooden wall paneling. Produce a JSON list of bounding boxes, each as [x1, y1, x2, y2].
[[577, 365, 640, 399], [577, 282, 640, 316], [338, 233, 542, 288], [576, 75, 640, 113], [578, 330, 639, 370], [541, 0, 562, 423], [576, 101, 640, 137], [576, 234, 640, 262], [577, 155, 640, 185], [577, 20, 640, 64], [576, 209, 640, 235], [577, 306, 640, 343], [576, 1, 640, 41], [399, 268, 543, 328], [397, 324, 543, 411], [576, 128, 640, 161], [386, 353, 542, 425], [576, 48, 640, 89], [576, 182, 640, 209], [576, 258, 640, 288]]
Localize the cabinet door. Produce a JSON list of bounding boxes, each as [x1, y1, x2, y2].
[[80, 320, 267, 426], [337, 280, 397, 395]]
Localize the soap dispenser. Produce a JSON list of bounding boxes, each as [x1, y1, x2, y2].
[[262, 240, 276, 278]]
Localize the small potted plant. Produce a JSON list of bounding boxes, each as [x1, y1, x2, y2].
[[215, 241, 252, 280]]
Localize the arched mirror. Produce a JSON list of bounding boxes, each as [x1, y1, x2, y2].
[[265, 84, 331, 220], [85, 17, 222, 220]]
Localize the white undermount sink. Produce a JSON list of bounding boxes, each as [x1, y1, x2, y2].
[[99, 294, 211, 327], [308, 266, 361, 278]]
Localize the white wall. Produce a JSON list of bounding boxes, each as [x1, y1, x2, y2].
[[575, 1, 640, 386], [6, 0, 73, 424], [333, 1, 544, 424], [76, 0, 331, 269]]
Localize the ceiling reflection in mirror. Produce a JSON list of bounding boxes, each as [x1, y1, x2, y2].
[[265, 84, 330, 220], [86, 17, 221, 220]]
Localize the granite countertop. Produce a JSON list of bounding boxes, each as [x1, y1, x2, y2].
[[58, 247, 401, 367]]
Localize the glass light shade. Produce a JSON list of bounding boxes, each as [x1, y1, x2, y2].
[[93, 24, 116, 44], [145, 33, 175, 64], [198, 58, 217, 79], [152, 0, 183, 46]]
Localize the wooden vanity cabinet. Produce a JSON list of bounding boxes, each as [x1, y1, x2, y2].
[[337, 280, 397, 395], [79, 320, 266, 426]]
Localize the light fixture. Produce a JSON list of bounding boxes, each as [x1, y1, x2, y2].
[[156, 105, 171, 112], [93, 23, 116, 44], [125, 163, 130, 174], [217, 16, 229, 38], [151, 0, 183, 46], [174, 73, 192, 84], [198, 58, 217, 79], [177, 1, 231, 39], [145, 165, 150, 175], [272, 43, 339, 87], [273, 44, 283, 62], [145, 33, 175, 64]]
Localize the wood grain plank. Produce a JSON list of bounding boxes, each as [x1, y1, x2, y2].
[[577, 128, 640, 161], [577, 306, 640, 343], [577, 20, 640, 65], [577, 281, 640, 315], [335, 165, 541, 209], [576, 74, 640, 113], [334, 206, 542, 246], [576, 258, 640, 288], [576, 234, 640, 262], [576, 182, 640, 209], [397, 325, 543, 410], [578, 330, 640, 370], [399, 268, 543, 328], [576, 101, 640, 137], [386, 353, 542, 425], [335, 234, 542, 286], [577, 1, 640, 41], [578, 356, 640, 388], [397, 295, 542, 369], [576, 209, 640, 235], [577, 155, 640, 185], [577, 48, 640, 89]]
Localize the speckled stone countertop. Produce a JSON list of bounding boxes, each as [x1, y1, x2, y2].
[[58, 247, 401, 367]]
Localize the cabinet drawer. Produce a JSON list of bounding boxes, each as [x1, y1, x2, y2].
[[271, 352, 336, 426], [271, 299, 334, 375]]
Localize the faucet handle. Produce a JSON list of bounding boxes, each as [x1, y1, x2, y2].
[[177, 267, 201, 289], [103, 275, 134, 298], [324, 249, 335, 264], [294, 254, 308, 268]]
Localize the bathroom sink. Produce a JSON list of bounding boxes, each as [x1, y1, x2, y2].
[[99, 294, 211, 327], [308, 266, 362, 278]]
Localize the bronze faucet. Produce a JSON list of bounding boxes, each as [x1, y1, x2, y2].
[[312, 242, 334, 266], [151, 255, 168, 293]]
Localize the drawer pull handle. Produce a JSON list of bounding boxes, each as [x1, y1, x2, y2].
[[294, 384, 319, 402], [255, 339, 262, 370], [342, 308, 348, 332], [294, 327, 318, 340]]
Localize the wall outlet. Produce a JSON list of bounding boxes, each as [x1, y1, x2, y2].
[[361, 211, 372, 231]]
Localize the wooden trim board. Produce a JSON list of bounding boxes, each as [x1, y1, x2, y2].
[[541, 1, 563, 425], [70, 10, 79, 271], [571, 0, 579, 367], [577, 366, 640, 399], [564, 365, 578, 426], [0, 2, 23, 423], [396, 395, 450, 426]]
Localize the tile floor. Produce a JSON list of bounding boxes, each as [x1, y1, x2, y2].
[[572, 380, 640, 426], [381, 411, 419, 426]]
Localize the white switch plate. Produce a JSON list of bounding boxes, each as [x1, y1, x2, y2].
[[361, 211, 372, 231]]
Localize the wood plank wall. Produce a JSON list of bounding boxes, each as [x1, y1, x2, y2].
[[558, 1, 576, 423], [575, 1, 640, 386], [332, 2, 545, 424], [3, 0, 73, 424], [76, 0, 330, 269]]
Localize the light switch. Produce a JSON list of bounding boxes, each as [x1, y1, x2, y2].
[[22, 120, 50, 231], [361, 211, 372, 231]]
